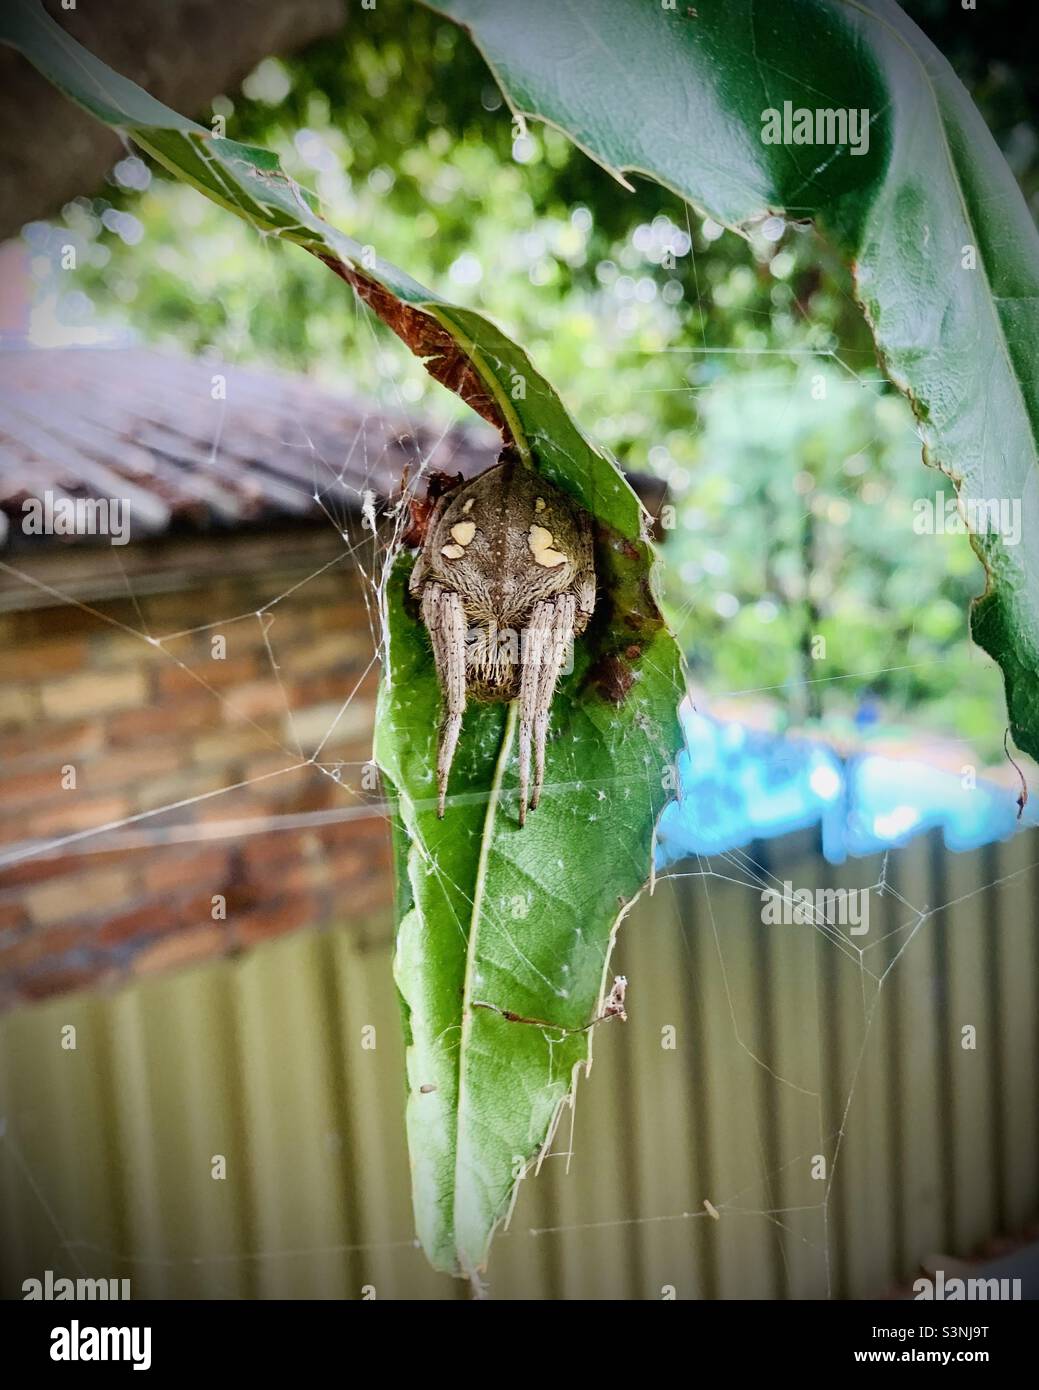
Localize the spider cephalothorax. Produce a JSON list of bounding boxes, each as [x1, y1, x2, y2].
[[409, 450, 596, 823]]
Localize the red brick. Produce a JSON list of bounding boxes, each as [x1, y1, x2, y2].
[[15, 962, 115, 1002], [0, 845, 137, 890], [135, 767, 234, 813], [131, 924, 227, 976], [157, 656, 259, 697], [40, 670, 149, 720], [312, 601, 373, 632], [288, 674, 374, 707], [286, 633, 370, 675], [328, 873, 392, 917], [4, 750, 182, 804], [162, 890, 225, 925], [219, 680, 289, 722], [0, 859, 79, 891], [8, 794, 131, 841], [311, 752, 376, 784], [288, 698, 374, 750], [332, 844, 392, 882], [94, 901, 179, 947], [240, 833, 302, 876], [0, 719, 105, 765], [3, 639, 87, 679], [2, 603, 135, 642], [140, 847, 231, 895], [87, 629, 200, 671], [24, 867, 135, 927], [107, 698, 220, 744], [190, 727, 276, 765], [85, 634, 155, 670], [235, 894, 317, 946], [3, 767, 78, 802], [77, 745, 184, 792], [277, 857, 350, 895], [0, 900, 28, 933], [190, 802, 278, 832], [141, 590, 235, 628], [0, 922, 94, 973], [235, 754, 310, 788], [0, 685, 40, 728]]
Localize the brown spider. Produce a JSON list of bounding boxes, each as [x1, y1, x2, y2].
[[409, 449, 595, 823]]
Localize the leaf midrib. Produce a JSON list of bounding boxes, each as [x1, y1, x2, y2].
[[839, 0, 1039, 469], [451, 700, 517, 1272]]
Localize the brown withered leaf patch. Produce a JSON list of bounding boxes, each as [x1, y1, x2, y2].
[[320, 256, 508, 435]]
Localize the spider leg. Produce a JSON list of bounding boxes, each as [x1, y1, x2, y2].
[[517, 601, 554, 827], [421, 584, 467, 817], [531, 593, 575, 812], [518, 593, 575, 824], [575, 565, 596, 631]]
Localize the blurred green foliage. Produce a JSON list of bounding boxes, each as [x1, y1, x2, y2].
[[24, 0, 1016, 757]]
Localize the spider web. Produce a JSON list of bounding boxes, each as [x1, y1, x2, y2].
[[1, 159, 1036, 1304]]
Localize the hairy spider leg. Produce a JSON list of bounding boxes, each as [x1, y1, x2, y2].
[[532, 592, 576, 813], [421, 584, 467, 817], [518, 593, 575, 825], [517, 603, 551, 826]]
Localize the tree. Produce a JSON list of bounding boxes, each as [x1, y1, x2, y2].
[[0, 0, 345, 240]]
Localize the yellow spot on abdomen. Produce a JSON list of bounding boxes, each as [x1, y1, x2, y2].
[[528, 524, 566, 568]]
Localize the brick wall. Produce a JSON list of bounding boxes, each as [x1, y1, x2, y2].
[[0, 525, 393, 1006]]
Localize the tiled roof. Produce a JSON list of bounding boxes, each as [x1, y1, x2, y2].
[[0, 345, 498, 545]]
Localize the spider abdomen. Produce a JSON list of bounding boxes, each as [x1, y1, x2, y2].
[[410, 451, 596, 819]]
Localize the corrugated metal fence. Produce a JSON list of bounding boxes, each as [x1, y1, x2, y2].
[[2, 825, 1036, 1299]]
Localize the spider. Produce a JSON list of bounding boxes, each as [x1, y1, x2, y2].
[[409, 449, 595, 823]]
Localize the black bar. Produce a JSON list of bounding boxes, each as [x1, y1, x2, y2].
[[2, 1295, 1033, 1373]]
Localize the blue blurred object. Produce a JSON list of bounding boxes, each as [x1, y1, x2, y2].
[[656, 707, 1034, 868], [854, 693, 881, 730]]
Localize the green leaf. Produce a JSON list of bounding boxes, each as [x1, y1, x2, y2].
[[429, 0, 1039, 762], [378, 556, 681, 1275], [1, 0, 684, 1275]]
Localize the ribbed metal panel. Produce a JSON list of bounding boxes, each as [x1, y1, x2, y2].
[[1, 826, 1035, 1299]]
